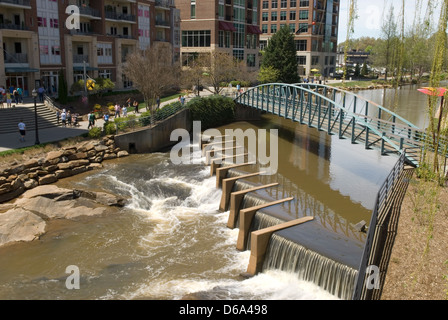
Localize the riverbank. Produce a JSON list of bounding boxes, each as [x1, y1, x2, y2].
[[382, 176, 448, 300]]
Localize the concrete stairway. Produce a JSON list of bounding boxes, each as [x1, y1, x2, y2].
[[0, 103, 60, 134]]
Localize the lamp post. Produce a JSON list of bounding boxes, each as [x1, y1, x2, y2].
[[32, 89, 40, 145]]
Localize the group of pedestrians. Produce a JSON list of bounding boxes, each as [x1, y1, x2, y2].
[[0, 85, 24, 108], [56, 109, 79, 128]]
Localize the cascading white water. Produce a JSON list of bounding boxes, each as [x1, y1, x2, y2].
[[263, 233, 358, 300]]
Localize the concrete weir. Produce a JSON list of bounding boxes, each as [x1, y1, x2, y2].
[[235, 197, 294, 251], [246, 216, 315, 275]]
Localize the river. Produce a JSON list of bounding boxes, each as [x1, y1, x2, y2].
[[0, 85, 427, 300]]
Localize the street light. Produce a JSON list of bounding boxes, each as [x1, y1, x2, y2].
[[32, 89, 40, 145], [296, 21, 316, 35]]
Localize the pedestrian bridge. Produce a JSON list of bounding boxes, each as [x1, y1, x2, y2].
[[235, 83, 446, 167]]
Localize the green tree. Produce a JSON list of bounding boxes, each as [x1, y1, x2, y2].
[[58, 69, 68, 104], [361, 62, 368, 77], [261, 25, 299, 83], [257, 65, 281, 84]]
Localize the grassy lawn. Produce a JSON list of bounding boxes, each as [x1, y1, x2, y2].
[[328, 80, 390, 89], [134, 93, 185, 112]]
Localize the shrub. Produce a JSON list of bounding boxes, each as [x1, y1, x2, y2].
[[88, 127, 102, 139], [104, 122, 116, 135], [187, 95, 235, 130]]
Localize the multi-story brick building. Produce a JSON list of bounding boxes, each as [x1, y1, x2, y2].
[[176, 0, 262, 72], [0, 0, 180, 97], [259, 0, 339, 79]]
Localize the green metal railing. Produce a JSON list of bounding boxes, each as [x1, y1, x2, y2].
[[235, 83, 448, 167], [112, 101, 186, 134]]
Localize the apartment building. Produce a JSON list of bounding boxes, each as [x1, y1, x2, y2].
[[259, 0, 339, 78], [0, 0, 180, 97], [176, 0, 262, 72]]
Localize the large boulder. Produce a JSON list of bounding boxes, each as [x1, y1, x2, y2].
[[0, 208, 46, 247], [0, 185, 127, 247]]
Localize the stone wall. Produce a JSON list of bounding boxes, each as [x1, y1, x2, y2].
[[0, 135, 129, 204]]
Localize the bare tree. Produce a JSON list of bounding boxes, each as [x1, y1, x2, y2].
[[123, 43, 180, 123], [182, 51, 239, 95]]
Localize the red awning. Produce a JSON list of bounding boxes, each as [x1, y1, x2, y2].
[[219, 21, 236, 32], [247, 25, 262, 34]]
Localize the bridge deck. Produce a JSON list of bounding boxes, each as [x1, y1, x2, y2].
[[235, 83, 447, 167]]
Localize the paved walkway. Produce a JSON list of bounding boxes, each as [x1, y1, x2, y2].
[[0, 91, 208, 153]]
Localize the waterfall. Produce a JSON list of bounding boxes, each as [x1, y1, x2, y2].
[[246, 211, 285, 250], [263, 233, 358, 300]]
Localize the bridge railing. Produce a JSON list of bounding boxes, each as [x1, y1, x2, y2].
[[352, 149, 414, 300], [235, 83, 448, 167], [112, 101, 186, 134]]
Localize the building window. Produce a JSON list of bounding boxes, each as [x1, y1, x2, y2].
[[233, 49, 244, 61], [219, 30, 224, 47], [297, 56, 306, 65], [262, 1, 269, 9], [280, 11, 287, 21], [290, 0, 297, 7], [311, 56, 319, 65], [298, 23, 309, 33], [295, 39, 307, 51], [289, 23, 295, 33], [262, 24, 268, 33], [281, 0, 287, 8], [300, 0, 309, 6], [271, 24, 277, 33], [290, 11, 296, 20], [262, 12, 268, 21], [247, 54, 256, 67], [299, 10, 309, 20], [182, 30, 211, 47], [99, 69, 111, 79], [272, 0, 278, 9], [191, 0, 196, 19], [271, 12, 277, 21]]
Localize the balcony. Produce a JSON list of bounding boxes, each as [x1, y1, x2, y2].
[[0, 23, 28, 30], [78, 6, 101, 19], [0, 0, 31, 9], [105, 11, 136, 23], [4, 52, 28, 64], [155, 0, 174, 9], [155, 19, 170, 28], [73, 54, 89, 64]]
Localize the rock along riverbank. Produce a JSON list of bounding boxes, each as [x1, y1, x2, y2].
[[0, 135, 130, 248]]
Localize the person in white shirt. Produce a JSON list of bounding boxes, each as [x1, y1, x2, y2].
[[60, 111, 67, 127], [18, 120, 26, 142]]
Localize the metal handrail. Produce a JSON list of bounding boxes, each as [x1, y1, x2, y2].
[[352, 149, 409, 300], [112, 101, 186, 134]]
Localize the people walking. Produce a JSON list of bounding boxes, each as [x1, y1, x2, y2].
[[5, 91, 12, 108], [17, 86, 23, 103], [88, 111, 96, 129], [60, 110, 67, 127], [38, 86, 45, 102], [114, 103, 121, 118], [133, 100, 139, 114], [18, 120, 26, 142], [67, 111, 72, 127], [56, 110, 60, 125]]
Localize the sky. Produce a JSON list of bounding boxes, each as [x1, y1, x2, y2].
[[337, 0, 442, 44]]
